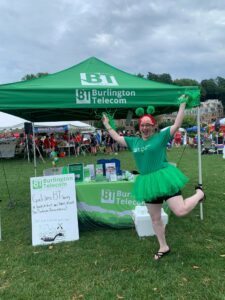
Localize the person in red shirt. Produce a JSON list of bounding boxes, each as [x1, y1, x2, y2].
[[174, 131, 182, 147], [50, 133, 57, 149], [43, 135, 51, 155], [63, 130, 69, 142], [73, 132, 82, 156], [43, 135, 51, 149]]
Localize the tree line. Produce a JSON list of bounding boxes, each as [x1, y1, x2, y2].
[[137, 72, 225, 109]]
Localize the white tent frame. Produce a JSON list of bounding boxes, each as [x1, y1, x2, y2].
[[197, 107, 204, 220]]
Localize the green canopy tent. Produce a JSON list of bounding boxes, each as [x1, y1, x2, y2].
[[0, 57, 203, 219], [0, 57, 200, 121]]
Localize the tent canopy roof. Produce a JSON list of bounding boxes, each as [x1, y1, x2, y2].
[[0, 57, 200, 122]]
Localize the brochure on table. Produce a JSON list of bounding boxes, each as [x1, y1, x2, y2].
[[105, 162, 117, 181], [68, 163, 83, 182], [43, 163, 134, 183], [95, 164, 104, 181], [30, 174, 79, 246]]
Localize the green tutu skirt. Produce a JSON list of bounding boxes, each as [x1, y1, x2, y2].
[[133, 163, 188, 203]]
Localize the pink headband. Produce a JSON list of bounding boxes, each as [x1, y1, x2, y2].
[[139, 114, 156, 127]]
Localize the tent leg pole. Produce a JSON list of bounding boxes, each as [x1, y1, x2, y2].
[[36, 145, 45, 163], [32, 123, 37, 177], [197, 107, 203, 220], [26, 135, 30, 163]]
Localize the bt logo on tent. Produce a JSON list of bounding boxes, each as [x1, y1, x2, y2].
[[75, 89, 91, 104], [80, 73, 118, 86]]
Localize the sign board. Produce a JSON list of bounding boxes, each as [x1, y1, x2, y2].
[[30, 174, 79, 246], [34, 125, 68, 133], [0, 138, 17, 158]]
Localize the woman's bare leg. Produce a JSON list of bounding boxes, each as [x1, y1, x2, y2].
[[146, 203, 170, 257]]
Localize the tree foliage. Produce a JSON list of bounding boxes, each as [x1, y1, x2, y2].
[[158, 121, 173, 129], [182, 116, 197, 128], [93, 120, 104, 129], [22, 72, 48, 81], [173, 78, 199, 87], [148, 72, 225, 109], [147, 72, 172, 84], [136, 73, 145, 78]]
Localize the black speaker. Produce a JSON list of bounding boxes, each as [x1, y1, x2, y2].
[[214, 119, 220, 132], [24, 122, 33, 134]]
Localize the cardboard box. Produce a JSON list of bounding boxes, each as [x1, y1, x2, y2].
[[132, 206, 168, 237]]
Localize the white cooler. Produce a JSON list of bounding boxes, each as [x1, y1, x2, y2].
[[132, 205, 168, 237]]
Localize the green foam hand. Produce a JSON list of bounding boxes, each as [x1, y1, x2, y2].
[[102, 112, 116, 130], [177, 90, 200, 108]]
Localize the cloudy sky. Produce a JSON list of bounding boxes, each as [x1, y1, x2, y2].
[[1, 0, 225, 126]]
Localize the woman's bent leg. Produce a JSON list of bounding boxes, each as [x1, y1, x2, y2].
[[167, 189, 204, 217]]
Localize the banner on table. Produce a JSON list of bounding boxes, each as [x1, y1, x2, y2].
[[30, 174, 79, 246], [76, 181, 170, 228], [34, 125, 68, 134]]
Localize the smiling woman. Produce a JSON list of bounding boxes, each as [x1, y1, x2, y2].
[[102, 97, 205, 260]]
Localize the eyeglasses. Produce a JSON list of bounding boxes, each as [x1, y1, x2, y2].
[[140, 124, 152, 128]]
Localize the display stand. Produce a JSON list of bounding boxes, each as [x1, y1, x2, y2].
[[0, 150, 15, 208], [24, 134, 45, 164]]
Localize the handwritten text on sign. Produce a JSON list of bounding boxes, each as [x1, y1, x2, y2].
[[30, 174, 79, 246]]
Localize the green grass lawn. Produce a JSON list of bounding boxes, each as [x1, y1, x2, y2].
[[0, 148, 224, 300]]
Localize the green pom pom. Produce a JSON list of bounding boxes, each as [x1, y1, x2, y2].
[[147, 106, 155, 115], [177, 90, 200, 108], [135, 107, 145, 117]]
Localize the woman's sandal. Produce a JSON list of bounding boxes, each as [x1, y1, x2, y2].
[[195, 184, 206, 202], [154, 249, 171, 260]]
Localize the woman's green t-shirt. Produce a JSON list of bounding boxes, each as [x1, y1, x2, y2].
[[124, 127, 171, 175]]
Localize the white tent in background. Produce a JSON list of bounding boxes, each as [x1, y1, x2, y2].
[[0, 112, 28, 128], [0, 118, 95, 133], [0, 111, 94, 131]]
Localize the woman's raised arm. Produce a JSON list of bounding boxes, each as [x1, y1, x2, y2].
[[102, 114, 127, 147], [170, 96, 188, 136]]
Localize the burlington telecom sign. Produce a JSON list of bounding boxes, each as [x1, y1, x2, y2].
[[75, 73, 136, 105]]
